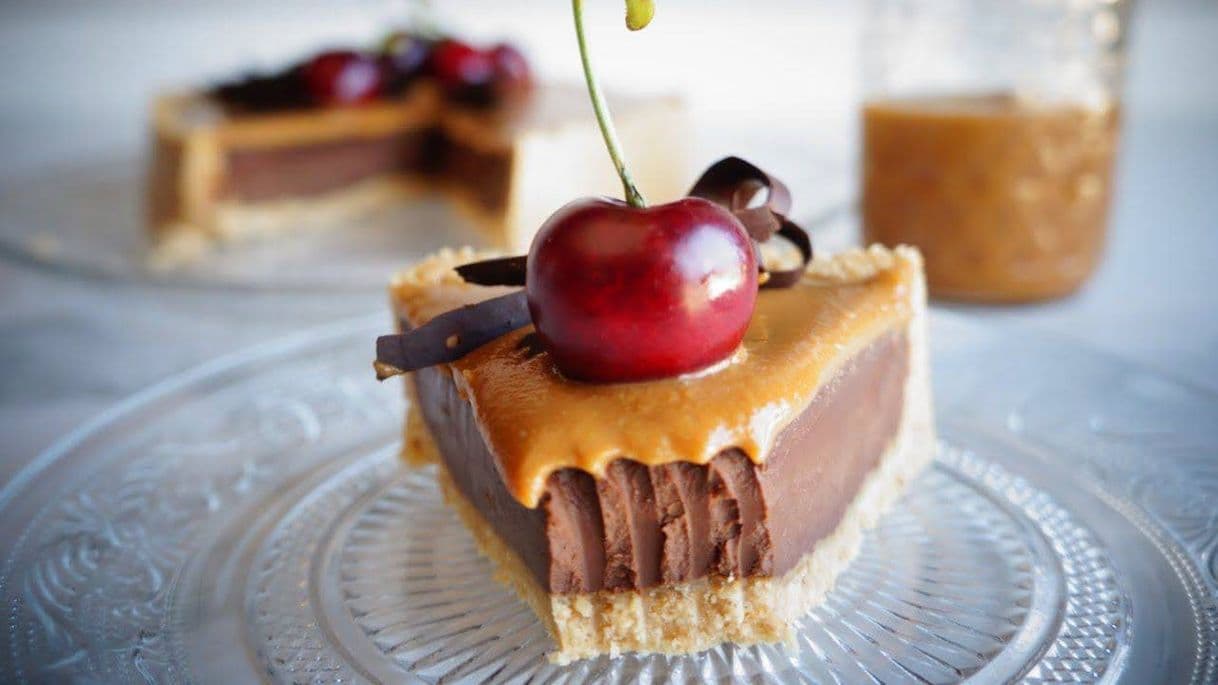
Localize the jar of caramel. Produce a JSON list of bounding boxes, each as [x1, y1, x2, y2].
[[860, 0, 1130, 302]]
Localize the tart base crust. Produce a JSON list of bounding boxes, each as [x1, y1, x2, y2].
[[400, 265, 934, 663], [148, 177, 510, 270]]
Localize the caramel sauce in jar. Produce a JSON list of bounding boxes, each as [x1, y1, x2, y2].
[[862, 94, 1119, 302]]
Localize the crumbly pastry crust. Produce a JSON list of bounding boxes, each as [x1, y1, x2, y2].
[[149, 178, 422, 270], [389, 245, 500, 293], [148, 179, 520, 271], [397, 245, 934, 662]]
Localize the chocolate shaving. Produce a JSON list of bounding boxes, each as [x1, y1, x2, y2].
[[688, 156, 792, 241], [210, 68, 313, 114], [763, 218, 814, 289], [374, 291, 530, 379], [455, 255, 527, 287], [516, 331, 546, 358], [689, 156, 812, 287]]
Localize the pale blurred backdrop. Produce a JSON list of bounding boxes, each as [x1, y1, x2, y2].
[[2, 0, 1210, 178], [0, 0, 868, 188]]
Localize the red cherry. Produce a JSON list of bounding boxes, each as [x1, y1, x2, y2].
[[302, 50, 383, 105], [490, 43, 533, 93], [429, 39, 494, 92], [380, 32, 434, 94], [381, 32, 433, 75], [527, 197, 758, 383]]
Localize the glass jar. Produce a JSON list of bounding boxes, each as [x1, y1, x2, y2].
[[860, 0, 1131, 302]]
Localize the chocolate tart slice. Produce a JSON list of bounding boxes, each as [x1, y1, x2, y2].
[[147, 83, 688, 264], [388, 244, 935, 663]]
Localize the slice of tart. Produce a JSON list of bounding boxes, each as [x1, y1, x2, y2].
[[147, 80, 688, 266], [388, 243, 934, 663]]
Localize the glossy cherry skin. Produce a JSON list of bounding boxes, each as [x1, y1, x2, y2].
[[527, 197, 758, 383], [380, 32, 434, 93], [302, 51, 383, 105], [489, 42, 532, 93], [381, 31, 433, 74], [428, 39, 494, 92]]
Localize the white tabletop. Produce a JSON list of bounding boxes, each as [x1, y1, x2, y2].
[[2, 0, 1216, 486]]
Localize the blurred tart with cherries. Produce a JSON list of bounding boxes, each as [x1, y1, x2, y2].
[[146, 29, 688, 265]]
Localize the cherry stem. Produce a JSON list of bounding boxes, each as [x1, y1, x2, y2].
[[572, 0, 647, 208]]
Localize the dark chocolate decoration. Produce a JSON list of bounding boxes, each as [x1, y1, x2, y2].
[[516, 332, 546, 358], [375, 291, 530, 380], [446, 83, 501, 109], [688, 156, 813, 288], [763, 218, 815, 289], [688, 156, 792, 241], [456, 255, 527, 287], [211, 68, 312, 113]]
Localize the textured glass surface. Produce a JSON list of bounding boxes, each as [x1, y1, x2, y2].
[[1, 314, 1214, 683]]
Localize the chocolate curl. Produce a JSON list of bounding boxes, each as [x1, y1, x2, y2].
[[451, 157, 812, 290], [374, 291, 530, 380], [455, 255, 527, 287], [688, 157, 791, 240], [688, 156, 812, 288], [764, 218, 815, 288]]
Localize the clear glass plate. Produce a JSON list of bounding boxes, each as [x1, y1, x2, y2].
[[1, 313, 1215, 683]]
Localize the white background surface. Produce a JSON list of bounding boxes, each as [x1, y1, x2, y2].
[[1, 0, 1216, 483]]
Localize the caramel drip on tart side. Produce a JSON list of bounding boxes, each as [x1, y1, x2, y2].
[[395, 247, 918, 508]]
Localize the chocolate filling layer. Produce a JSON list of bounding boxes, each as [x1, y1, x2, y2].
[[223, 128, 510, 209], [414, 329, 909, 594]]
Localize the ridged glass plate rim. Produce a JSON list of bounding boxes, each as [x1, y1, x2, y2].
[[0, 312, 1214, 684], [252, 447, 1119, 684]]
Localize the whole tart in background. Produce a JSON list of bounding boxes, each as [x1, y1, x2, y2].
[[146, 33, 689, 266]]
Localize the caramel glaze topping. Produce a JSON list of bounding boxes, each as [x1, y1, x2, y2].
[[393, 246, 918, 508]]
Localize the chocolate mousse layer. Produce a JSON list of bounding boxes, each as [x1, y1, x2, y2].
[[413, 328, 909, 594], [225, 129, 441, 202], [221, 127, 512, 208]]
